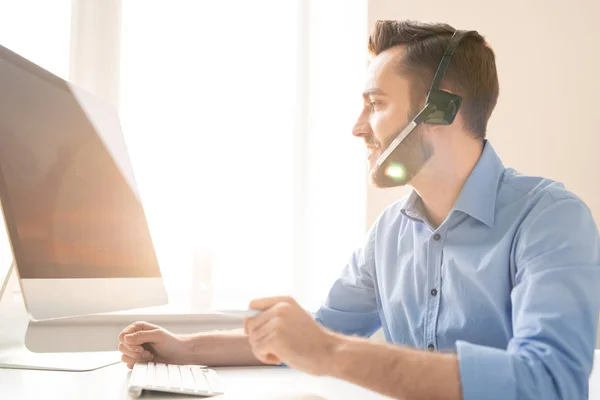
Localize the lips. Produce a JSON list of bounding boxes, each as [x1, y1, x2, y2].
[[365, 139, 380, 161], [366, 146, 379, 160]]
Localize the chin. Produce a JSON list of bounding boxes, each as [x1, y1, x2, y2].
[[368, 165, 410, 189]]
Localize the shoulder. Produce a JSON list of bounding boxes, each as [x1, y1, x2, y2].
[[500, 169, 599, 264], [499, 167, 574, 201], [498, 167, 594, 223]]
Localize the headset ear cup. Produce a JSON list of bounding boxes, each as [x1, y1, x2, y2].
[[446, 96, 461, 123], [423, 90, 462, 125], [448, 99, 457, 116]]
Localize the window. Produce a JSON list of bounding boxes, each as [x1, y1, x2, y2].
[[120, 0, 368, 312]]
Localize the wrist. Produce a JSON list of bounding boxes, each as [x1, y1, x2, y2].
[[179, 332, 208, 364], [316, 331, 345, 377]]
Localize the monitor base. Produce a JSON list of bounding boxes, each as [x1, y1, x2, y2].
[[0, 345, 120, 372]]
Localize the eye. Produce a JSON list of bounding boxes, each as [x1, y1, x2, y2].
[[369, 100, 382, 111]]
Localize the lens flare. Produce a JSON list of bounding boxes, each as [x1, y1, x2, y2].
[[385, 162, 406, 181]]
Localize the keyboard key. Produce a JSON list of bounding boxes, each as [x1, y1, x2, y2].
[[146, 362, 156, 388], [204, 368, 222, 394], [168, 364, 182, 389], [155, 363, 169, 388], [191, 366, 209, 392], [130, 363, 146, 387], [180, 366, 196, 392]]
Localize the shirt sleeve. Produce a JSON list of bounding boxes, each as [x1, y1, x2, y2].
[[457, 195, 600, 400], [313, 221, 381, 338]]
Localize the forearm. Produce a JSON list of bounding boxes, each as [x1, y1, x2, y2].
[[182, 328, 266, 367], [327, 335, 462, 400]]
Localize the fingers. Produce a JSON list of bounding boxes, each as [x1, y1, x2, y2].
[[249, 296, 296, 311], [124, 329, 163, 345], [245, 302, 291, 335], [244, 309, 271, 335], [118, 342, 140, 359], [263, 353, 281, 365], [118, 322, 161, 364], [248, 316, 277, 345], [118, 321, 159, 343], [119, 339, 144, 355], [247, 315, 284, 365], [245, 297, 299, 366], [118, 343, 153, 361], [249, 328, 281, 365]]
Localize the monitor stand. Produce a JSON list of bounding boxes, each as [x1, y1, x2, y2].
[[0, 262, 120, 371]]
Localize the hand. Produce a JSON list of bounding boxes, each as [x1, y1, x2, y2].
[[117, 321, 189, 369], [244, 296, 340, 376]]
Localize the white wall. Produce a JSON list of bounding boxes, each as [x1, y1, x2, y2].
[[367, 0, 600, 227]]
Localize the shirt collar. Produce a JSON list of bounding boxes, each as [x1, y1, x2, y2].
[[400, 190, 426, 223], [400, 140, 505, 227]]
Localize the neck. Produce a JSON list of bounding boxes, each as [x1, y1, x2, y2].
[[410, 138, 484, 228]]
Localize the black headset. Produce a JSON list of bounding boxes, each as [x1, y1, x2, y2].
[[376, 30, 474, 168]]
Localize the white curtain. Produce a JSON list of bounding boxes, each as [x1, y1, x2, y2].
[[119, 0, 368, 312]]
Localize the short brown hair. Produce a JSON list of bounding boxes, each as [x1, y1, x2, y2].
[[369, 20, 499, 139]]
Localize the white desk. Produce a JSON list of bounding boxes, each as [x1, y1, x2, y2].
[[3, 352, 600, 399], [0, 362, 393, 399]]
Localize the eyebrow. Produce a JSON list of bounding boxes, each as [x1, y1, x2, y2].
[[362, 88, 387, 99]]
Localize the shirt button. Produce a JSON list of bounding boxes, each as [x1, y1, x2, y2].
[[428, 344, 435, 351], [433, 233, 441, 241], [431, 288, 437, 296]]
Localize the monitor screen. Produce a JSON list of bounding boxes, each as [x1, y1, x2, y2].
[[0, 45, 161, 279]]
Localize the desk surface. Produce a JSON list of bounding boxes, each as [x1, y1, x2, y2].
[[3, 353, 600, 399], [0, 362, 394, 400]]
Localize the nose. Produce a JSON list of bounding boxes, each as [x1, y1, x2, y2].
[[352, 111, 372, 138]]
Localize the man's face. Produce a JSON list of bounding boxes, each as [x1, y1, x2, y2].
[[353, 45, 433, 188]]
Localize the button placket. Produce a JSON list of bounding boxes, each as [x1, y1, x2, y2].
[[425, 230, 444, 351]]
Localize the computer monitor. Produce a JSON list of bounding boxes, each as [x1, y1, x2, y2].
[[0, 44, 168, 321]]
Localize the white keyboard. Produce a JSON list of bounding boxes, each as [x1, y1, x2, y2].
[[128, 362, 224, 398]]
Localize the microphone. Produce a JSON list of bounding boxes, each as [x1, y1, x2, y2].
[[375, 103, 437, 168]]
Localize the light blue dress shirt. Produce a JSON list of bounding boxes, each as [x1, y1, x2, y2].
[[315, 140, 600, 400]]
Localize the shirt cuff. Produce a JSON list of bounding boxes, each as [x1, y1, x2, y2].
[[456, 340, 516, 400]]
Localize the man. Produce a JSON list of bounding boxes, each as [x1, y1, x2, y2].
[[117, 20, 600, 400]]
